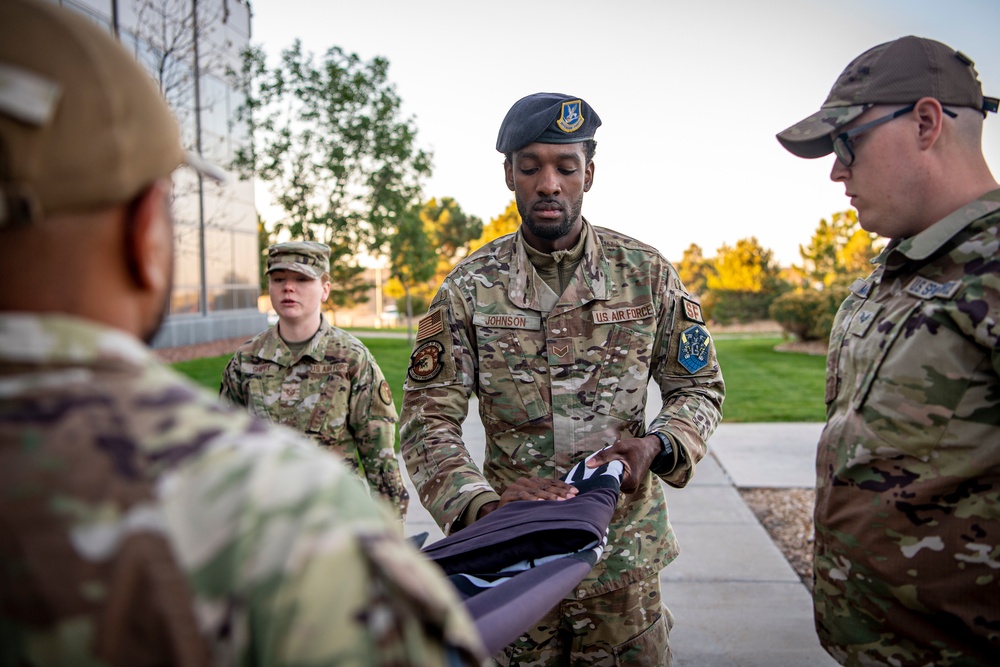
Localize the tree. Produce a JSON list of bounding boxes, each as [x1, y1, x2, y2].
[[388, 204, 437, 343], [676, 243, 711, 296], [771, 210, 882, 342], [257, 214, 275, 294], [704, 237, 787, 324], [384, 197, 483, 333], [798, 209, 881, 286], [129, 0, 232, 161], [231, 40, 432, 304], [469, 200, 521, 253], [422, 197, 484, 283]]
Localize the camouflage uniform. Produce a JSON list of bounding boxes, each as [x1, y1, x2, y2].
[[401, 220, 725, 665], [0, 313, 484, 666], [815, 190, 1000, 665], [220, 317, 409, 519]]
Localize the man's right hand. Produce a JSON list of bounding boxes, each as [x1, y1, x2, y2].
[[476, 476, 579, 520]]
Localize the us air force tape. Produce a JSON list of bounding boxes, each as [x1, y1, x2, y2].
[[678, 325, 711, 374]]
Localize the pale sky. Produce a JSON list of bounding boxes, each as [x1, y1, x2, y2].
[[251, 0, 1000, 267]]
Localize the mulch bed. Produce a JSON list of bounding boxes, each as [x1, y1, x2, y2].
[[739, 487, 815, 589]]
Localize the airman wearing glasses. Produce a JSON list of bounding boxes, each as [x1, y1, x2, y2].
[[778, 36, 1000, 666]]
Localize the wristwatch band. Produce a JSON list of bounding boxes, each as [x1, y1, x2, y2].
[[649, 431, 675, 475]]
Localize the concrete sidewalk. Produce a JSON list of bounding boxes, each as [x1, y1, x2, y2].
[[662, 422, 835, 666], [400, 399, 836, 666]]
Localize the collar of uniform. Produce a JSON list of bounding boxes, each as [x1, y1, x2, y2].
[[889, 190, 1000, 265], [508, 218, 611, 310], [0, 313, 150, 368], [259, 315, 330, 366]]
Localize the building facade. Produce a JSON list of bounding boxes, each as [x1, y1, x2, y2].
[[53, 0, 266, 348]]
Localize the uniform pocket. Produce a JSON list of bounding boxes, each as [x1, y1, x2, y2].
[[613, 610, 670, 666], [851, 301, 980, 454], [477, 330, 548, 431], [248, 378, 274, 422], [593, 325, 653, 421], [306, 375, 351, 439]]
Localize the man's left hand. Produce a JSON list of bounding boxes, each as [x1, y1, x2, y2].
[[585, 435, 660, 494]]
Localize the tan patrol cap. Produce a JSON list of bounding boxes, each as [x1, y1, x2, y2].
[[266, 241, 331, 279], [777, 36, 999, 159], [0, 0, 224, 227]]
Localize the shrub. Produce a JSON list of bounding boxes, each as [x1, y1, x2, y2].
[[769, 282, 851, 341]]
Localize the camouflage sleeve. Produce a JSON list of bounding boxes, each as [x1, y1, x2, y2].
[[218, 352, 247, 408], [163, 428, 485, 666], [400, 280, 498, 536], [347, 345, 409, 521], [647, 269, 725, 488]]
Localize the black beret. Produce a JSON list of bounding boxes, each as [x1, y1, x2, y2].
[[496, 92, 601, 153]]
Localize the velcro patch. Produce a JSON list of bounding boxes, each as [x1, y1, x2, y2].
[[849, 277, 873, 298], [473, 312, 541, 330], [848, 302, 882, 337], [378, 380, 393, 405], [677, 325, 711, 374], [593, 303, 654, 325], [416, 310, 444, 341], [681, 297, 704, 324], [905, 276, 961, 300], [408, 340, 445, 383]]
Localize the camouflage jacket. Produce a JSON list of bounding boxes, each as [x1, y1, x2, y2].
[[220, 318, 408, 519], [0, 313, 484, 666], [400, 221, 725, 599], [815, 189, 1000, 665]]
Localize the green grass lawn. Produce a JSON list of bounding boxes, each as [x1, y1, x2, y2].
[[172, 335, 826, 422], [713, 336, 826, 422]]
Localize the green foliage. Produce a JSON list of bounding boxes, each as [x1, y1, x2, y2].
[[422, 197, 484, 267], [388, 203, 437, 341], [769, 279, 851, 341], [701, 238, 789, 324], [770, 209, 881, 342], [231, 40, 431, 306], [798, 209, 881, 286], [470, 200, 520, 253], [677, 243, 710, 296], [172, 336, 826, 424], [257, 215, 274, 294]]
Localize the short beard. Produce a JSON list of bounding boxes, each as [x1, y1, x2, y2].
[[515, 193, 584, 241]]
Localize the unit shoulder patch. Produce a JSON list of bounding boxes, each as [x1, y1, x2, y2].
[[378, 379, 393, 405], [677, 325, 711, 374], [408, 340, 445, 383]]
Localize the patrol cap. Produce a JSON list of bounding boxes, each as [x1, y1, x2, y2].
[[0, 0, 224, 228], [777, 36, 999, 159], [496, 92, 602, 154], [266, 241, 331, 279]]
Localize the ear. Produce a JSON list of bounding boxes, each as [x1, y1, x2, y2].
[[504, 158, 515, 192], [584, 160, 595, 193], [913, 97, 946, 151], [321, 276, 332, 301], [124, 179, 172, 293]]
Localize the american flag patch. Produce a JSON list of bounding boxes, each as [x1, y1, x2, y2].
[[416, 309, 444, 341]]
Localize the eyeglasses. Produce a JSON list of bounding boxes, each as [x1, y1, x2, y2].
[[832, 103, 958, 167]]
